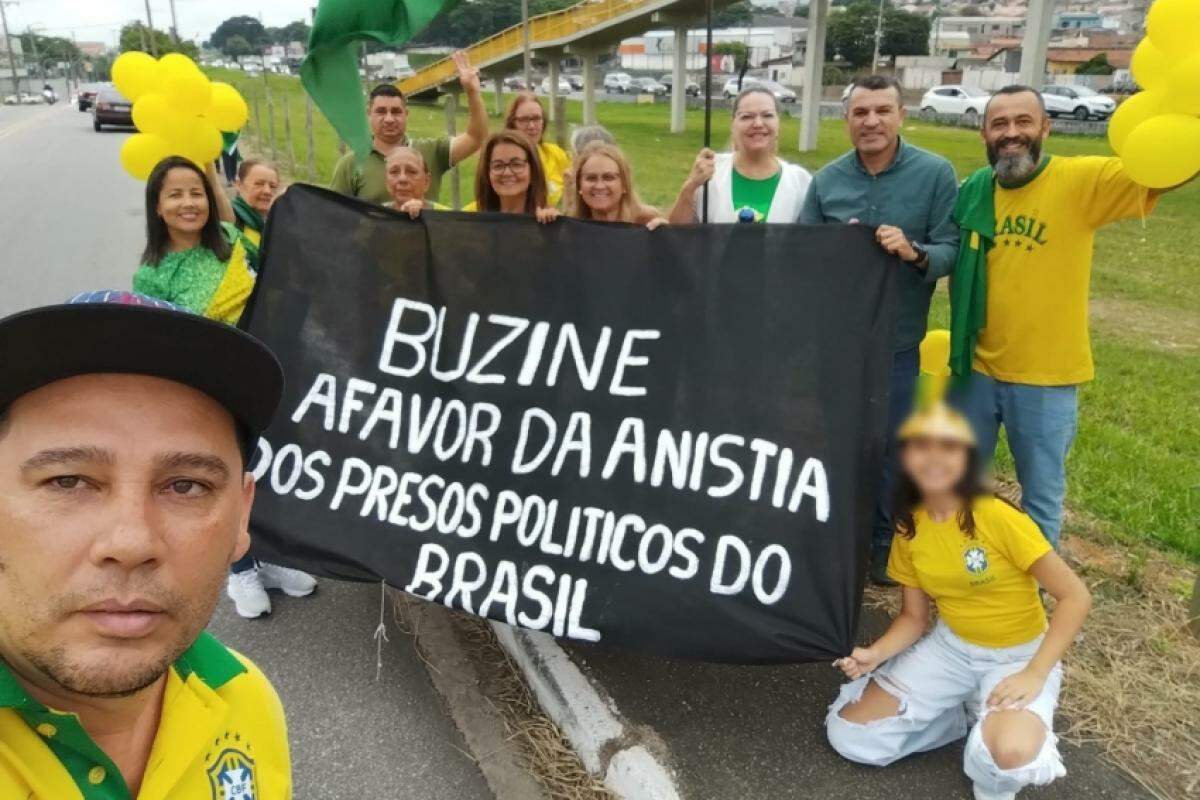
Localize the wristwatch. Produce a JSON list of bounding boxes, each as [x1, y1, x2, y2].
[[907, 242, 929, 269]]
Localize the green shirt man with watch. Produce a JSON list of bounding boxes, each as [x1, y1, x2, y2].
[[798, 74, 960, 586]]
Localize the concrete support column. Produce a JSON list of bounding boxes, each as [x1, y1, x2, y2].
[[671, 26, 688, 134], [1017, 0, 1056, 87], [581, 52, 598, 126], [799, 0, 829, 152], [492, 74, 505, 117], [548, 57, 561, 122]]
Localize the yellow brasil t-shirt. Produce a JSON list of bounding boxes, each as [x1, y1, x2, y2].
[[0, 632, 291, 799], [974, 155, 1154, 385], [888, 496, 1052, 648]]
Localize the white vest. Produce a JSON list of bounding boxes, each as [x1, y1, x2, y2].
[[693, 152, 813, 223]]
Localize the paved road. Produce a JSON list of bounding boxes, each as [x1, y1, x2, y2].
[[0, 105, 492, 799]]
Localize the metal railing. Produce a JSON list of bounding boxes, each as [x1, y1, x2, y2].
[[399, 0, 667, 97]]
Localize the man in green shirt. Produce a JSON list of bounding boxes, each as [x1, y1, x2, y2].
[[329, 50, 489, 206], [799, 74, 960, 585]]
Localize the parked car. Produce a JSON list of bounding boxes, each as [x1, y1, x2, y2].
[[77, 83, 104, 111], [660, 74, 702, 96], [2, 94, 17, 105], [541, 75, 574, 95], [564, 73, 585, 91], [630, 77, 668, 96], [503, 75, 532, 91], [92, 86, 134, 131], [919, 84, 991, 122], [1041, 84, 1116, 120], [603, 72, 633, 93], [721, 76, 796, 103]]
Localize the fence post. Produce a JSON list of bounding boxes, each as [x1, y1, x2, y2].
[[282, 94, 297, 176], [445, 92, 461, 210], [1190, 573, 1199, 637], [305, 95, 317, 181], [265, 87, 278, 163], [252, 98, 263, 151]]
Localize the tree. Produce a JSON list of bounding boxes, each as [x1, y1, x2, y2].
[[224, 35, 255, 58], [825, 1, 929, 68], [713, 41, 749, 71], [1075, 53, 1114, 75], [712, 0, 754, 28], [119, 23, 199, 58], [210, 15, 268, 55], [957, 5, 985, 16], [794, 5, 809, 17]]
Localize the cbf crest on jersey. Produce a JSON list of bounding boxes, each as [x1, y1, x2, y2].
[[206, 742, 257, 800], [964, 546, 989, 575]]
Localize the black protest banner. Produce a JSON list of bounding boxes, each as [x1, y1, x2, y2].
[[244, 185, 898, 664]]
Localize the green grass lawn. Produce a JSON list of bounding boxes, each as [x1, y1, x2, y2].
[[211, 69, 1200, 561]]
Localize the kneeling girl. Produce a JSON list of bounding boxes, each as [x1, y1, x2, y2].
[[826, 404, 1091, 800]]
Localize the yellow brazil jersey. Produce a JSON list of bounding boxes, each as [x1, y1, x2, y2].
[[888, 496, 1052, 648], [974, 155, 1155, 385], [538, 142, 571, 208], [0, 632, 291, 799]]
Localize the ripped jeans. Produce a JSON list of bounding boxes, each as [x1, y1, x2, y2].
[[826, 622, 1065, 795]]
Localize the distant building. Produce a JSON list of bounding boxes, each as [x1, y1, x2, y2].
[[930, 16, 1026, 56], [1045, 46, 1132, 74], [75, 41, 108, 58], [619, 26, 805, 72], [1053, 11, 1104, 30]]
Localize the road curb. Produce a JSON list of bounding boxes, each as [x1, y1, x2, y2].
[[491, 622, 682, 800]]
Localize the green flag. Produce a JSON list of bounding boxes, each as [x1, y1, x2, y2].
[[301, 0, 454, 161]]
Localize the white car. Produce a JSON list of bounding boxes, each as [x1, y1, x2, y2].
[[1041, 85, 1116, 120], [540, 76, 573, 95], [603, 72, 633, 93], [919, 85, 991, 123], [722, 76, 796, 102]]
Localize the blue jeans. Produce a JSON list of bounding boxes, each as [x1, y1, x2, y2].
[[950, 371, 1078, 548], [873, 346, 920, 559]]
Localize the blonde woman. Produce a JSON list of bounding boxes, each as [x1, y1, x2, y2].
[[571, 143, 667, 229]]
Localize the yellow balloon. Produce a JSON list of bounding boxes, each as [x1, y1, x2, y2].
[[120, 133, 172, 181], [205, 82, 249, 131], [1146, 0, 1200, 61], [1107, 90, 1166, 154], [1122, 114, 1200, 188], [919, 329, 952, 378], [111, 51, 160, 102], [157, 52, 202, 78], [1166, 52, 1200, 115], [164, 69, 212, 112], [131, 93, 172, 135], [1131, 40, 1171, 91], [176, 119, 223, 166]]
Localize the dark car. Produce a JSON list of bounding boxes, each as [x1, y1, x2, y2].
[[660, 74, 701, 97], [92, 86, 133, 131], [77, 83, 104, 111]]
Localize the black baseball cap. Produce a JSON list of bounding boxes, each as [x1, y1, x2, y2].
[[0, 291, 283, 455]]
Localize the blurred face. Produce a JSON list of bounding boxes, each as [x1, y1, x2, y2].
[[511, 99, 545, 143], [899, 438, 970, 498], [369, 94, 408, 145], [236, 164, 280, 216], [488, 142, 531, 201], [846, 86, 904, 158], [732, 92, 779, 155], [386, 149, 431, 205], [156, 168, 208, 237], [983, 91, 1050, 185], [0, 374, 252, 699], [578, 154, 625, 215]]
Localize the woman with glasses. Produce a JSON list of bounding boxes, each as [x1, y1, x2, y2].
[[472, 131, 559, 223], [571, 142, 667, 229], [668, 86, 812, 223], [505, 92, 571, 207]]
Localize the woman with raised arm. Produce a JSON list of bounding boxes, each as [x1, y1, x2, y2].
[[571, 143, 666, 229], [669, 86, 811, 224], [505, 92, 571, 207], [825, 404, 1092, 800], [471, 130, 559, 224]]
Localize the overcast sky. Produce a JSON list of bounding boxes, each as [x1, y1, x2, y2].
[[9, 0, 315, 47]]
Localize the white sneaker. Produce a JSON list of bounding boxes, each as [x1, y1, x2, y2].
[[227, 569, 272, 618], [258, 562, 318, 597], [973, 785, 1017, 800]]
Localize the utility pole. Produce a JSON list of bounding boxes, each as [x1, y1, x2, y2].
[[143, 0, 158, 56], [24, 24, 37, 81], [168, 0, 179, 43], [870, 0, 885, 74], [0, 0, 20, 96], [521, 0, 531, 87]]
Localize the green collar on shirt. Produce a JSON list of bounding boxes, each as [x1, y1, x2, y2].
[[852, 136, 910, 177]]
